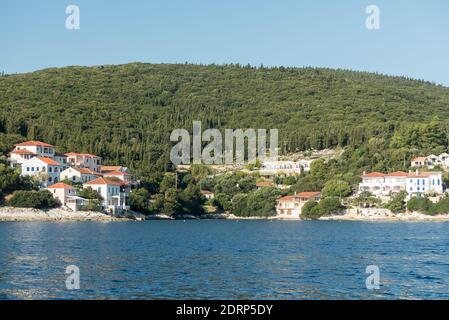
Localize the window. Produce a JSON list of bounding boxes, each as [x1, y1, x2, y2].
[[27, 167, 30, 172]]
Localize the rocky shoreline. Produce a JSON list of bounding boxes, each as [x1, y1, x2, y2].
[[0, 207, 131, 222], [2, 206, 449, 222]]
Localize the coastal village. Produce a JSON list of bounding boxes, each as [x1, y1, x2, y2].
[[3, 140, 449, 221], [7, 140, 135, 215]]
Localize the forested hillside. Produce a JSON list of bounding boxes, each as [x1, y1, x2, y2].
[[1, 63, 449, 177]]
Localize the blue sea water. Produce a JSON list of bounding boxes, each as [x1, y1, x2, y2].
[[0, 220, 448, 300]]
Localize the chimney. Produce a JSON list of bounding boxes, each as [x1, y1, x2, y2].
[[416, 169, 419, 175], [294, 191, 297, 196], [363, 171, 366, 175]]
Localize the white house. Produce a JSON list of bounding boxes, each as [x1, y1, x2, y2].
[[412, 153, 449, 168], [276, 192, 321, 219], [60, 167, 99, 184], [21, 157, 63, 187], [47, 182, 88, 211], [260, 160, 311, 176], [406, 171, 443, 196], [83, 177, 129, 214], [66, 153, 102, 173], [359, 171, 444, 197], [8, 140, 55, 167], [103, 170, 135, 185]]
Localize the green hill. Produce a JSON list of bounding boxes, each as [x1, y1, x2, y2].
[[1, 63, 449, 176]]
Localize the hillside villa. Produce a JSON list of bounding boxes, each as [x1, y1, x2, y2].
[[260, 160, 311, 177], [7, 140, 134, 214], [359, 170, 443, 197], [276, 192, 321, 219], [411, 153, 449, 169]]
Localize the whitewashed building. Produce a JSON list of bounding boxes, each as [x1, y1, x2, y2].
[[21, 157, 63, 187], [83, 177, 129, 214], [66, 153, 102, 173], [359, 171, 444, 197], [8, 141, 55, 167], [60, 167, 99, 184], [276, 192, 321, 219], [260, 160, 311, 176]]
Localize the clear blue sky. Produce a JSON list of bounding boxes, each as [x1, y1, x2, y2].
[[1, 0, 449, 85]]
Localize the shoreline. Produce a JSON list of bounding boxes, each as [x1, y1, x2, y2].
[[2, 206, 449, 222], [0, 207, 131, 222]]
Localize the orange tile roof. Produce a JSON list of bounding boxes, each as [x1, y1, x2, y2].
[[36, 157, 61, 166], [84, 177, 122, 186], [412, 157, 428, 162], [11, 149, 37, 155], [297, 192, 321, 198], [47, 183, 74, 189], [386, 171, 408, 177], [65, 152, 101, 158], [407, 172, 440, 178], [15, 141, 54, 147], [361, 172, 385, 178], [256, 181, 274, 187], [101, 166, 124, 172], [104, 170, 131, 176], [277, 195, 297, 202]]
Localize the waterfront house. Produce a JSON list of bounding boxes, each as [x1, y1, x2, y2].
[[406, 171, 443, 196], [359, 170, 443, 197], [65, 152, 102, 173], [47, 182, 76, 207], [410, 157, 430, 168], [21, 157, 63, 187], [8, 141, 55, 167], [276, 192, 321, 219], [60, 167, 100, 184], [83, 177, 129, 214]]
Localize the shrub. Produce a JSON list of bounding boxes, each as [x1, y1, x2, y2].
[[322, 179, 352, 198], [301, 197, 345, 220], [407, 197, 433, 213], [7, 190, 60, 209]]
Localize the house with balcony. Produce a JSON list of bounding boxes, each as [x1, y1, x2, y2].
[[83, 177, 129, 215], [60, 167, 100, 184], [21, 157, 63, 187], [276, 192, 321, 219], [8, 140, 55, 167], [406, 171, 443, 196], [65, 153, 102, 173]]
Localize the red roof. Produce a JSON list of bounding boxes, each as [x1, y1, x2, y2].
[[11, 149, 37, 155], [256, 181, 274, 187], [36, 157, 61, 166], [101, 166, 124, 172], [361, 172, 385, 178], [277, 192, 321, 202], [297, 192, 321, 198], [386, 171, 408, 177], [84, 177, 122, 186], [15, 141, 54, 147], [47, 183, 74, 190], [65, 152, 101, 158]]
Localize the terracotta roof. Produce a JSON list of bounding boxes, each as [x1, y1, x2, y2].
[[101, 166, 124, 172], [297, 192, 321, 198], [84, 177, 122, 186], [15, 141, 54, 147], [386, 171, 408, 177], [11, 149, 36, 155], [256, 181, 274, 187], [277, 192, 321, 202], [78, 168, 98, 175], [47, 183, 74, 189], [65, 152, 101, 158], [407, 172, 441, 178], [361, 172, 385, 178], [36, 157, 61, 166]]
